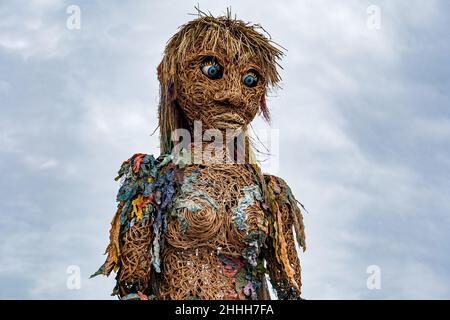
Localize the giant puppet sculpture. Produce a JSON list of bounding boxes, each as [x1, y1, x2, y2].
[[92, 10, 306, 300]]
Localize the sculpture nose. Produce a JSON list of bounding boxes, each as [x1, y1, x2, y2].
[[214, 90, 244, 107]]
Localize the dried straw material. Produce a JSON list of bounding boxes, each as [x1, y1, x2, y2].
[[93, 9, 306, 301], [165, 163, 267, 256], [118, 219, 153, 296]]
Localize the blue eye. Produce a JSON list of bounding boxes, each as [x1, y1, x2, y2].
[[201, 58, 223, 80], [242, 71, 258, 87]]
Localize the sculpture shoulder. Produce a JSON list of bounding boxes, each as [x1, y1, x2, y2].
[[115, 153, 179, 224], [115, 153, 172, 185], [263, 174, 296, 205]]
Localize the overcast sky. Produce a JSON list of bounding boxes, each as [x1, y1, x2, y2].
[[0, 0, 449, 299]]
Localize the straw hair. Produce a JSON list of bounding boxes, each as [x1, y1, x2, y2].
[[157, 8, 284, 154]]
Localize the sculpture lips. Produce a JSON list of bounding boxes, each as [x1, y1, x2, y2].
[[213, 113, 245, 125]]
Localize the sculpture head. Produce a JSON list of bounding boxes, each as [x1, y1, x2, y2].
[[157, 9, 283, 154]]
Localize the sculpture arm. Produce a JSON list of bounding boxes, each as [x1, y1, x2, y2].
[[91, 153, 171, 299], [263, 174, 306, 300]]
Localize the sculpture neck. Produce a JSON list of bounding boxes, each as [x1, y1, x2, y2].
[[172, 128, 255, 165]]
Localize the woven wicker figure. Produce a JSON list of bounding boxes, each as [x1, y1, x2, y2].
[[93, 11, 306, 300]]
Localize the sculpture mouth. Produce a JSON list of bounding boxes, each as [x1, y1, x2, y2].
[[212, 113, 246, 129]]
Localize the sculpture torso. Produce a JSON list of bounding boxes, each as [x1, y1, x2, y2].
[[159, 163, 270, 299], [93, 149, 305, 300]]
